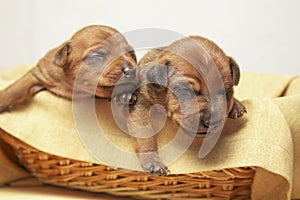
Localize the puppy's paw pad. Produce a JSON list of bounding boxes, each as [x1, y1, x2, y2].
[[229, 103, 247, 119], [143, 161, 170, 176], [113, 93, 137, 105]]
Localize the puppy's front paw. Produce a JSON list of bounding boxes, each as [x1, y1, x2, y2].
[[142, 160, 170, 176], [113, 93, 137, 106], [229, 99, 247, 119]]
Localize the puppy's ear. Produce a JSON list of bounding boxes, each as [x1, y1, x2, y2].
[[229, 57, 240, 85], [147, 64, 168, 88], [128, 46, 137, 62], [53, 42, 72, 67], [129, 51, 137, 62]]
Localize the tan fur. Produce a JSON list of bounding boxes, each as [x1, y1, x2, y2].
[[116, 36, 246, 175], [0, 25, 138, 112]]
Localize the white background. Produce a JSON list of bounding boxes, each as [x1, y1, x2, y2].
[[0, 0, 299, 75]]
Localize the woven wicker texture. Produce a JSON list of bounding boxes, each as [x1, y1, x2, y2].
[[0, 131, 255, 200]]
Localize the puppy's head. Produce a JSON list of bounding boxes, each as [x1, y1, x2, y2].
[[53, 25, 138, 97], [145, 36, 240, 134]]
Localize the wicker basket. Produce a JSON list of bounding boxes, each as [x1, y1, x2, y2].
[[0, 131, 255, 200]]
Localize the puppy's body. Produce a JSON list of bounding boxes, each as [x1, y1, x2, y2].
[[0, 25, 138, 112], [115, 36, 246, 175]]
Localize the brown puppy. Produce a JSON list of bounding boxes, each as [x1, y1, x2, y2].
[[0, 25, 138, 112], [114, 36, 246, 175]]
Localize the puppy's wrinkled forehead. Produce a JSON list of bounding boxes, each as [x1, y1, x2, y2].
[[166, 38, 215, 75], [68, 25, 132, 62], [161, 37, 232, 90]]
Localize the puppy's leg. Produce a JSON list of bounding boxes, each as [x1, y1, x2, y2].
[[0, 70, 44, 112], [127, 103, 169, 175], [228, 98, 247, 119], [132, 136, 169, 176]]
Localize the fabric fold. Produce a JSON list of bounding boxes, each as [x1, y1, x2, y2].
[[0, 65, 299, 199]]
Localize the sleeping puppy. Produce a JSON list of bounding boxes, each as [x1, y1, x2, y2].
[[114, 36, 246, 175], [0, 25, 138, 112]]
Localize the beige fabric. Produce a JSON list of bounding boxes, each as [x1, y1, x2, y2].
[[0, 65, 299, 199], [275, 95, 300, 199], [235, 71, 296, 100], [284, 77, 300, 97]]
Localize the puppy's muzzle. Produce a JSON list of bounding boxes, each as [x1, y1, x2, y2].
[[119, 67, 139, 85], [180, 102, 226, 135], [122, 67, 136, 80], [202, 118, 220, 129], [112, 67, 140, 97], [201, 106, 222, 128], [182, 115, 222, 136]]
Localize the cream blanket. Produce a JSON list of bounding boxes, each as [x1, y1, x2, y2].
[[0, 65, 299, 199]]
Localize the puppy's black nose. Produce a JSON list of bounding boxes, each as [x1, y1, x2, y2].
[[202, 119, 219, 128], [122, 67, 136, 80], [203, 119, 210, 128]]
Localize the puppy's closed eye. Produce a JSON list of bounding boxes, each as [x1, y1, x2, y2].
[[172, 85, 195, 102], [85, 51, 106, 65], [87, 51, 106, 60], [88, 52, 105, 59]]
